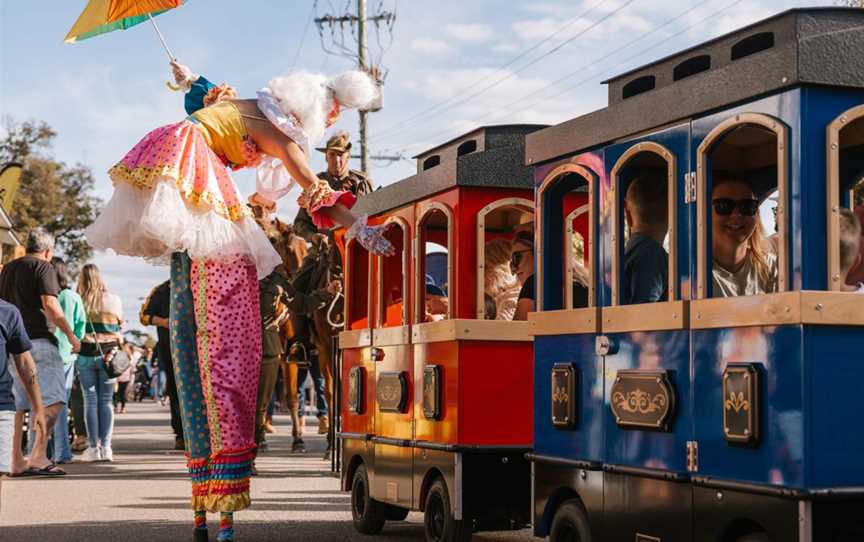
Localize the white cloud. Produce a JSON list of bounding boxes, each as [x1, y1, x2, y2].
[[410, 38, 453, 55], [443, 23, 494, 42]]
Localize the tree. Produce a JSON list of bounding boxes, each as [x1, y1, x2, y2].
[[837, 0, 864, 6], [1, 118, 102, 266]]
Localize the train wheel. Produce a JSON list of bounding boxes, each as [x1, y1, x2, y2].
[[351, 464, 386, 534], [424, 478, 472, 542], [385, 505, 410, 521], [550, 499, 592, 542]]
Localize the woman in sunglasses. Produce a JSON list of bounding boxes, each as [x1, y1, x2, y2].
[[512, 231, 536, 320], [711, 179, 778, 297]]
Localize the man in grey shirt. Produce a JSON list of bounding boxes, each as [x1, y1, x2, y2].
[[622, 174, 669, 305]]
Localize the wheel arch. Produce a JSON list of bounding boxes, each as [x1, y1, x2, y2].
[[538, 486, 587, 538], [343, 453, 366, 492], [418, 466, 446, 511]]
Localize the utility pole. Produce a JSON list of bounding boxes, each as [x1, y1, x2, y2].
[[314, 1, 398, 175], [358, 0, 370, 174]]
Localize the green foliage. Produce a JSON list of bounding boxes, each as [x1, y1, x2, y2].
[[1, 118, 102, 267]]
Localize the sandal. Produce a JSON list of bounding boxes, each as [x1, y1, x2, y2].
[[31, 463, 67, 476], [7, 468, 38, 478]]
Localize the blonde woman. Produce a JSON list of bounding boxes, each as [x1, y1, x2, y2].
[[711, 179, 778, 297], [76, 264, 123, 462], [484, 239, 521, 320]]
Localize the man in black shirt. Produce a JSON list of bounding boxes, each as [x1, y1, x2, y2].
[[140, 280, 184, 450], [0, 228, 77, 475], [622, 174, 669, 305]]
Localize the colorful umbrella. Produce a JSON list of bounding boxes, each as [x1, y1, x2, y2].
[[65, 0, 186, 58]]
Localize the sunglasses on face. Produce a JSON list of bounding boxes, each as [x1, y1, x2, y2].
[[510, 249, 532, 268], [712, 198, 760, 217]]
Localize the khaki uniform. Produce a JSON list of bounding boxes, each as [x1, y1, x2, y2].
[[255, 271, 292, 445]]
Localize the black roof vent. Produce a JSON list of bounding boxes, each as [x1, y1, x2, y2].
[[673, 55, 711, 81], [622, 75, 656, 99], [422, 155, 441, 170], [457, 139, 477, 156], [731, 32, 774, 61]]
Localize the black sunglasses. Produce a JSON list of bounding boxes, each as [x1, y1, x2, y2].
[[510, 249, 532, 268], [712, 198, 760, 217]]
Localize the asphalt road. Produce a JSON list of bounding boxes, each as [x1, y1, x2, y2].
[[0, 401, 535, 542]]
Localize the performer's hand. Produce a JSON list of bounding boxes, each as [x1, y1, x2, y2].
[[326, 280, 342, 296], [249, 192, 277, 214], [170, 61, 197, 86]]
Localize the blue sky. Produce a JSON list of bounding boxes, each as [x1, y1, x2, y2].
[[1, 0, 827, 332]]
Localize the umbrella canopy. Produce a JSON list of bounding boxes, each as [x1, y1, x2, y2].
[[65, 0, 185, 43]]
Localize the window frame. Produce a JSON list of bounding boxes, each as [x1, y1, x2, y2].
[[376, 216, 411, 327], [565, 204, 590, 310], [827, 104, 864, 291], [415, 202, 455, 323], [474, 197, 534, 319], [609, 141, 679, 306], [695, 112, 789, 300], [344, 237, 373, 331], [537, 163, 597, 312]]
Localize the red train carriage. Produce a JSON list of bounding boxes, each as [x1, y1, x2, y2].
[[337, 125, 543, 542]]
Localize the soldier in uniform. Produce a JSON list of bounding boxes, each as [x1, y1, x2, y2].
[[294, 131, 374, 240]]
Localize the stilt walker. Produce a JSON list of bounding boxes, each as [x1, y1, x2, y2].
[[85, 62, 393, 541]]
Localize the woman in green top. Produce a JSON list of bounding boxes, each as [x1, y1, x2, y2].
[[50, 258, 86, 464]]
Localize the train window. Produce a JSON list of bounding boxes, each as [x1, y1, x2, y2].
[[537, 164, 596, 311], [377, 218, 409, 328], [696, 114, 788, 299], [457, 140, 477, 157], [673, 55, 711, 81], [730, 32, 774, 61], [827, 106, 864, 291], [422, 155, 441, 170], [416, 205, 453, 322], [622, 75, 655, 100], [610, 144, 677, 305], [475, 198, 534, 320], [346, 239, 371, 329]]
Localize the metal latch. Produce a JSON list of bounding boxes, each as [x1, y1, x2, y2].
[[686, 440, 698, 472], [684, 172, 697, 204], [595, 335, 616, 356], [370, 347, 385, 362]]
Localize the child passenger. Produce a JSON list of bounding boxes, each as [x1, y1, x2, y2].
[[839, 208, 864, 293]]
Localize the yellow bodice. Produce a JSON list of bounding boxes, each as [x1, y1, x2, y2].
[[189, 101, 259, 169]]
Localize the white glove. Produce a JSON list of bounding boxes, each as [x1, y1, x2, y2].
[[346, 214, 395, 257], [169, 61, 197, 91]]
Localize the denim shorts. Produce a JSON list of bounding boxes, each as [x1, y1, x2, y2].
[[13, 338, 67, 410], [0, 409, 13, 472]]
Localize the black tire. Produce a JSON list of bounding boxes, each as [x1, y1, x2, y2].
[[550, 499, 592, 542], [385, 505, 410, 521], [424, 478, 472, 542], [351, 464, 387, 534]]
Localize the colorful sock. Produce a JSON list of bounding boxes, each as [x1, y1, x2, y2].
[[193, 510, 207, 530], [217, 512, 234, 541]]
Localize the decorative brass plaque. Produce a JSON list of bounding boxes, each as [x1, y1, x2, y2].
[[722, 363, 760, 444], [423, 365, 442, 420], [610, 370, 676, 431], [348, 366, 364, 414], [551, 363, 577, 428], [377, 371, 409, 413]]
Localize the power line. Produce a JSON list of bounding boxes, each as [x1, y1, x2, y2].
[[290, 2, 317, 71], [367, 0, 616, 141], [385, 0, 747, 155]]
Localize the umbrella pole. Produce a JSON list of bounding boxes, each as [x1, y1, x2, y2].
[[147, 13, 175, 60]]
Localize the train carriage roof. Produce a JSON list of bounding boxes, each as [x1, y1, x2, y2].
[[352, 124, 546, 217], [525, 7, 864, 165]]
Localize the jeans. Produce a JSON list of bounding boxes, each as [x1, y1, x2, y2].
[[297, 354, 327, 418], [77, 354, 115, 448], [50, 363, 76, 462]]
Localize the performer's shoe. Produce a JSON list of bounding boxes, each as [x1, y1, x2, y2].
[[317, 415, 329, 435], [193, 528, 209, 542], [174, 436, 186, 451]]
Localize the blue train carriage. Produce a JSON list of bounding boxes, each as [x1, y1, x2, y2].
[[338, 125, 544, 542], [526, 8, 864, 542]]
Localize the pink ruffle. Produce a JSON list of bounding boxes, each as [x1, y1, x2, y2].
[[309, 190, 357, 229]]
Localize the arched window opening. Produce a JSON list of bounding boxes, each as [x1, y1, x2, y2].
[[612, 148, 675, 306], [379, 220, 408, 327], [731, 32, 774, 61], [538, 168, 594, 311], [457, 140, 477, 157], [422, 155, 441, 170], [622, 75, 656, 100], [417, 207, 451, 322], [673, 55, 711, 81], [347, 240, 371, 329], [703, 121, 784, 298], [828, 110, 864, 291], [476, 200, 533, 320]]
